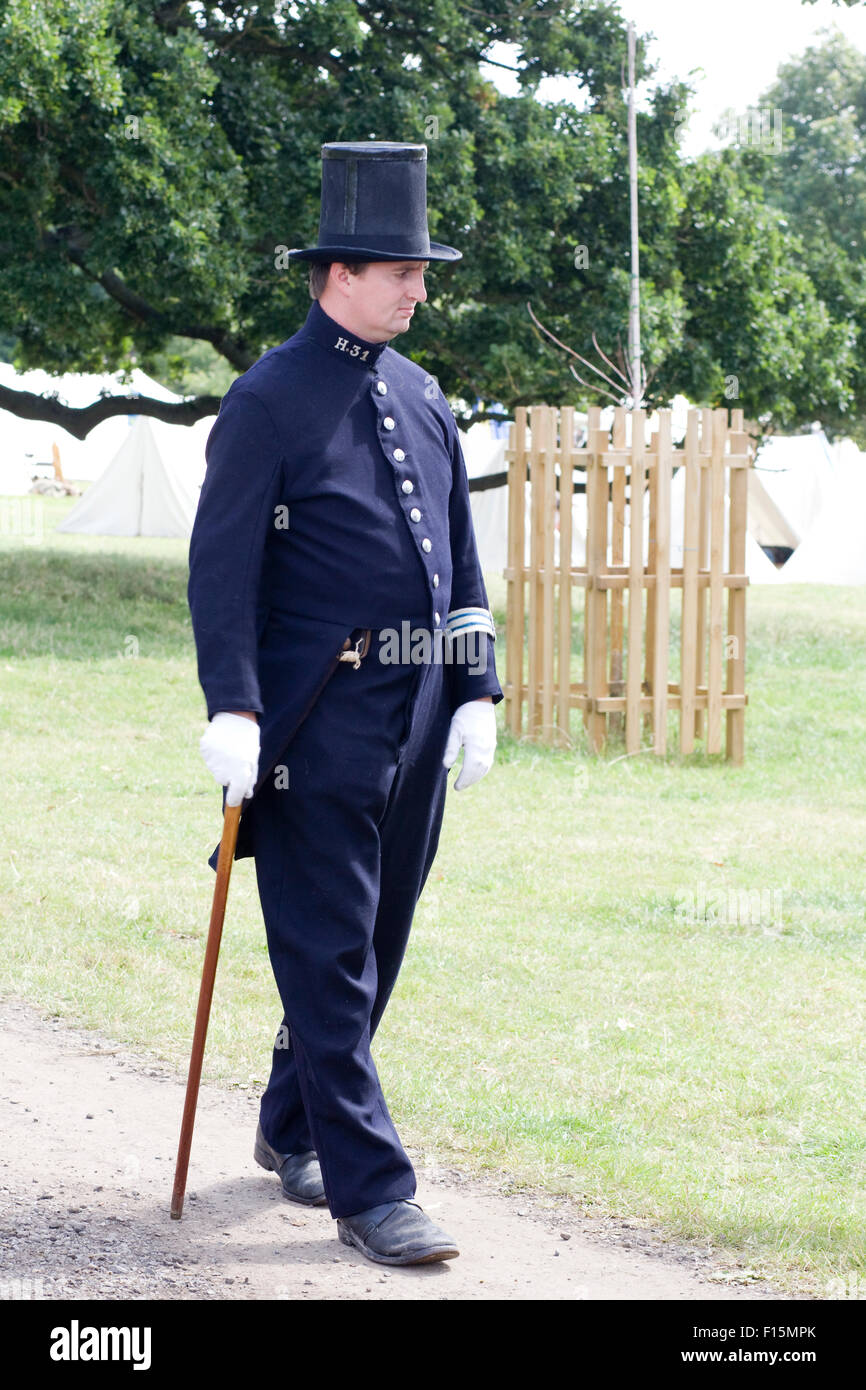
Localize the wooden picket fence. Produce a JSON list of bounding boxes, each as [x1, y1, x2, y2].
[[503, 404, 752, 762]]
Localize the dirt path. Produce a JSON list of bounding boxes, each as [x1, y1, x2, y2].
[[0, 996, 793, 1302]]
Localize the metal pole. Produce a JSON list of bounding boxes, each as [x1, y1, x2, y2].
[[627, 21, 643, 408]]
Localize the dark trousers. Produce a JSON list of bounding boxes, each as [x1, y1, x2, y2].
[[249, 631, 451, 1218]]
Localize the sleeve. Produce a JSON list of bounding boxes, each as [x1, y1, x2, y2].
[[445, 417, 504, 714], [187, 388, 284, 721]]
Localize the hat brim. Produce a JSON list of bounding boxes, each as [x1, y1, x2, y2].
[[286, 240, 462, 264]]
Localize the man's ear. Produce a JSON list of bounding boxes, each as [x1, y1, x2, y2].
[[329, 263, 354, 298]]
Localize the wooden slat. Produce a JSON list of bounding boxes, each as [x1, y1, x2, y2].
[[541, 406, 557, 741], [726, 410, 748, 764], [585, 414, 608, 752], [626, 408, 646, 754], [597, 693, 748, 713], [582, 405, 602, 741], [643, 429, 658, 738], [507, 565, 749, 590], [652, 411, 672, 753], [609, 406, 627, 737], [557, 406, 575, 746], [695, 407, 712, 740], [502, 687, 748, 713], [527, 406, 543, 738], [505, 408, 526, 738], [707, 408, 726, 753], [600, 451, 751, 470], [680, 409, 700, 753], [575, 572, 749, 590]]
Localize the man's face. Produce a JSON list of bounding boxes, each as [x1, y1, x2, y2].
[[330, 260, 429, 341]]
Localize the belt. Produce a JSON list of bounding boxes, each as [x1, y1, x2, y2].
[[337, 627, 372, 670]]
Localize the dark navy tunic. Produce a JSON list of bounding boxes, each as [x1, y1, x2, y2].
[[186, 299, 503, 1217], [189, 298, 502, 862]]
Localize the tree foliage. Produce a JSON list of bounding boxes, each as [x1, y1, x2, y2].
[[720, 29, 866, 439], [0, 0, 861, 434]]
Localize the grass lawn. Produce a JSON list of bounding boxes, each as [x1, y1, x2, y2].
[[1, 490, 865, 1298]]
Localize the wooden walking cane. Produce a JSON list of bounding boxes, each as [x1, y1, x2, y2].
[[170, 798, 242, 1220]]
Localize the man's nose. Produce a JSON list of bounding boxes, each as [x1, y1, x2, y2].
[[409, 272, 427, 303]]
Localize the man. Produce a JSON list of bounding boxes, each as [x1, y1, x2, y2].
[[187, 142, 503, 1266]]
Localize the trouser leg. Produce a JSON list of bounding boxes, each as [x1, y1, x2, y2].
[[259, 711, 448, 1155], [253, 782, 414, 1215], [258, 1013, 313, 1155], [251, 648, 447, 1218], [258, 736, 448, 1160], [368, 662, 451, 1037], [259, 653, 453, 1156]]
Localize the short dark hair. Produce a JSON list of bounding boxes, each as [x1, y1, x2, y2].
[[308, 260, 371, 300]]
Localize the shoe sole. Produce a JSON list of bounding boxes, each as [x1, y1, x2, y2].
[[337, 1221, 459, 1266], [254, 1139, 328, 1207]]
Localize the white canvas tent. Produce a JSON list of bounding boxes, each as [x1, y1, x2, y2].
[[778, 439, 866, 584], [460, 426, 509, 573], [750, 430, 835, 548], [747, 470, 799, 552], [0, 363, 190, 487], [146, 414, 209, 490], [56, 416, 202, 537]]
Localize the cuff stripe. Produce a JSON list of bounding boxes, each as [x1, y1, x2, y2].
[[446, 607, 496, 639]]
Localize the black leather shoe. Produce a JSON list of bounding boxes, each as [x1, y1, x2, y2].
[[337, 1199, 459, 1265], [254, 1122, 327, 1206]]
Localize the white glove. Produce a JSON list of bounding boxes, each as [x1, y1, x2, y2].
[[442, 699, 497, 790], [200, 712, 260, 806]]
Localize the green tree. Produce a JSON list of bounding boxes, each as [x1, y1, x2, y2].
[[722, 28, 866, 439], [0, 0, 858, 434], [658, 150, 854, 430]]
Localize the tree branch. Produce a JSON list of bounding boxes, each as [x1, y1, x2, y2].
[[0, 383, 220, 439], [50, 232, 257, 371], [527, 300, 627, 399], [153, 0, 351, 75]]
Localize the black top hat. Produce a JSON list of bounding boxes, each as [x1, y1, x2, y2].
[[286, 141, 462, 263]]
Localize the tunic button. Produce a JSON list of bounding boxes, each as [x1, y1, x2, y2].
[[376, 381, 388, 395], [383, 416, 395, 430], [393, 448, 406, 462], [401, 479, 414, 494], [422, 538, 432, 552], [409, 507, 421, 522], [434, 612, 440, 625], [433, 573, 439, 587]]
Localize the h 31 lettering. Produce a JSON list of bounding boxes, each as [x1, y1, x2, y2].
[[334, 336, 370, 360]]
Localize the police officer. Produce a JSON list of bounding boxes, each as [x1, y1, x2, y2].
[[188, 142, 503, 1266]]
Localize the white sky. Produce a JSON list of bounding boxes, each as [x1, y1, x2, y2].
[[482, 0, 866, 156]]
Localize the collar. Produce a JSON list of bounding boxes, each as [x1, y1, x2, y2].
[[299, 299, 391, 370]]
